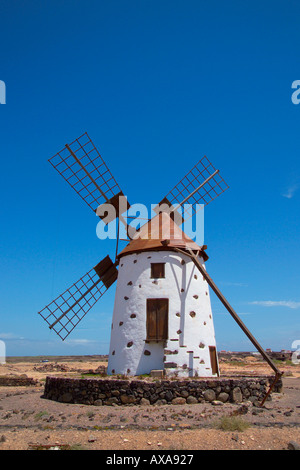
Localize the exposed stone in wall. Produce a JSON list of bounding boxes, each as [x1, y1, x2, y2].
[[43, 375, 281, 406]]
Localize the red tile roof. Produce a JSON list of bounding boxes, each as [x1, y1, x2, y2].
[[118, 212, 208, 261]]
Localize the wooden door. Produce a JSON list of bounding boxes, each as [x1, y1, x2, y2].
[[209, 346, 219, 375], [146, 299, 168, 341]]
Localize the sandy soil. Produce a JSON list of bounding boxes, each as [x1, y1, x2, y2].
[[0, 357, 299, 451], [1, 357, 298, 381]]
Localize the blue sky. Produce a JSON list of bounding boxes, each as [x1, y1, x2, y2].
[[0, 0, 299, 357]]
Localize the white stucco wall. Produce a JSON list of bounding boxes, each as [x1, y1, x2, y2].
[[107, 250, 219, 377]]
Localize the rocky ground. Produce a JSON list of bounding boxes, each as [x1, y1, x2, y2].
[[0, 357, 299, 451]]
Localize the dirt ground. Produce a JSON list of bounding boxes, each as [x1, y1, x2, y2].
[[0, 357, 299, 451]]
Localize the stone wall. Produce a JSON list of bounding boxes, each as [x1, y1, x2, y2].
[[0, 376, 38, 387], [43, 375, 282, 406]]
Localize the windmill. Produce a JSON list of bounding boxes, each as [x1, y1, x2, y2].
[[39, 132, 281, 389]]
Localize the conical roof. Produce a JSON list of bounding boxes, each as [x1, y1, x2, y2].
[[118, 212, 208, 261]]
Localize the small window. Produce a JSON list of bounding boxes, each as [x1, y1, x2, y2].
[[151, 263, 165, 279]]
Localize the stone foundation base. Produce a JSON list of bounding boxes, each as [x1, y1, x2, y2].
[[43, 375, 282, 406]]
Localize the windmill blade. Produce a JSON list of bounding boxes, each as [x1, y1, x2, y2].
[[48, 132, 129, 218], [38, 256, 118, 341], [157, 156, 229, 221]]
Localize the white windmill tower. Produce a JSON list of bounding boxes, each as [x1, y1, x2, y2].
[[107, 211, 219, 378], [38, 132, 282, 382]]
